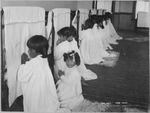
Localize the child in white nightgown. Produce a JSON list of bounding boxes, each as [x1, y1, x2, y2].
[[16, 35, 62, 112], [54, 26, 97, 81], [80, 16, 110, 65], [57, 51, 110, 112], [80, 15, 120, 65], [80, 24, 110, 65], [103, 12, 122, 42]]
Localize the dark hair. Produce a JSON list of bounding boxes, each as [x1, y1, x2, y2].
[[83, 15, 104, 30], [27, 35, 49, 58], [102, 12, 112, 26], [104, 12, 112, 20], [63, 51, 80, 66], [74, 52, 80, 66], [57, 26, 77, 39], [82, 18, 94, 30], [96, 15, 104, 29]]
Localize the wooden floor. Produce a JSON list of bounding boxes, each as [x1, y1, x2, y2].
[[1, 30, 149, 111]]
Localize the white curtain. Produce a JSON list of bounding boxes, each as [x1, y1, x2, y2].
[[97, 0, 112, 12], [46, 8, 71, 54], [136, 0, 149, 27], [137, 12, 149, 27], [135, 0, 149, 18], [3, 7, 45, 107]]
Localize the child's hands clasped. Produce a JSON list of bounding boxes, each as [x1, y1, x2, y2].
[[58, 70, 65, 77], [21, 53, 29, 64]]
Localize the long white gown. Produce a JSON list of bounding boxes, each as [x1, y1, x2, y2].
[[57, 66, 110, 112], [79, 24, 110, 65], [54, 38, 97, 80], [57, 66, 84, 109], [97, 23, 113, 50], [79, 21, 121, 65], [16, 55, 60, 112], [106, 19, 122, 41], [102, 21, 118, 45], [99, 20, 123, 49]]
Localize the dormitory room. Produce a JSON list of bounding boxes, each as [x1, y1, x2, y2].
[[0, 0, 149, 112]]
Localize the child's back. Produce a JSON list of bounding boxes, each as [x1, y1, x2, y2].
[[17, 55, 59, 112], [57, 66, 84, 110], [16, 35, 60, 112]]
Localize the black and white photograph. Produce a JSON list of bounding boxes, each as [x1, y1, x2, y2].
[[0, 0, 149, 112]]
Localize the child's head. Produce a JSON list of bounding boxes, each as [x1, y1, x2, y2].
[[104, 12, 112, 21], [97, 15, 104, 29], [83, 15, 104, 30], [27, 35, 49, 58], [82, 18, 94, 30], [57, 26, 77, 42], [63, 51, 80, 68]]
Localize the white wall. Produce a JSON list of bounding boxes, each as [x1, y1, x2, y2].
[[77, 1, 93, 9], [1, 0, 93, 11], [1, 1, 78, 11]]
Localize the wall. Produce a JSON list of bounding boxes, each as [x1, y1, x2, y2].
[[1, 0, 93, 11], [113, 1, 136, 31], [77, 1, 93, 9], [1, 1, 78, 11], [115, 1, 134, 13]]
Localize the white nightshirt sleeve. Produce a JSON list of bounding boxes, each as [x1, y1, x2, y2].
[[17, 61, 33, 82]]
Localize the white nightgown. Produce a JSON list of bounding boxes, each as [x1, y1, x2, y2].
[[57, 66, 110, 112], [57, 66, 84, 109], [54, 38, 97, 80], [103, 22, 117, 45], [79, 25, 110, 65], [17, 55, 60, 112], [107, 20, 123, 41], [96, 24, 113, 50]]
